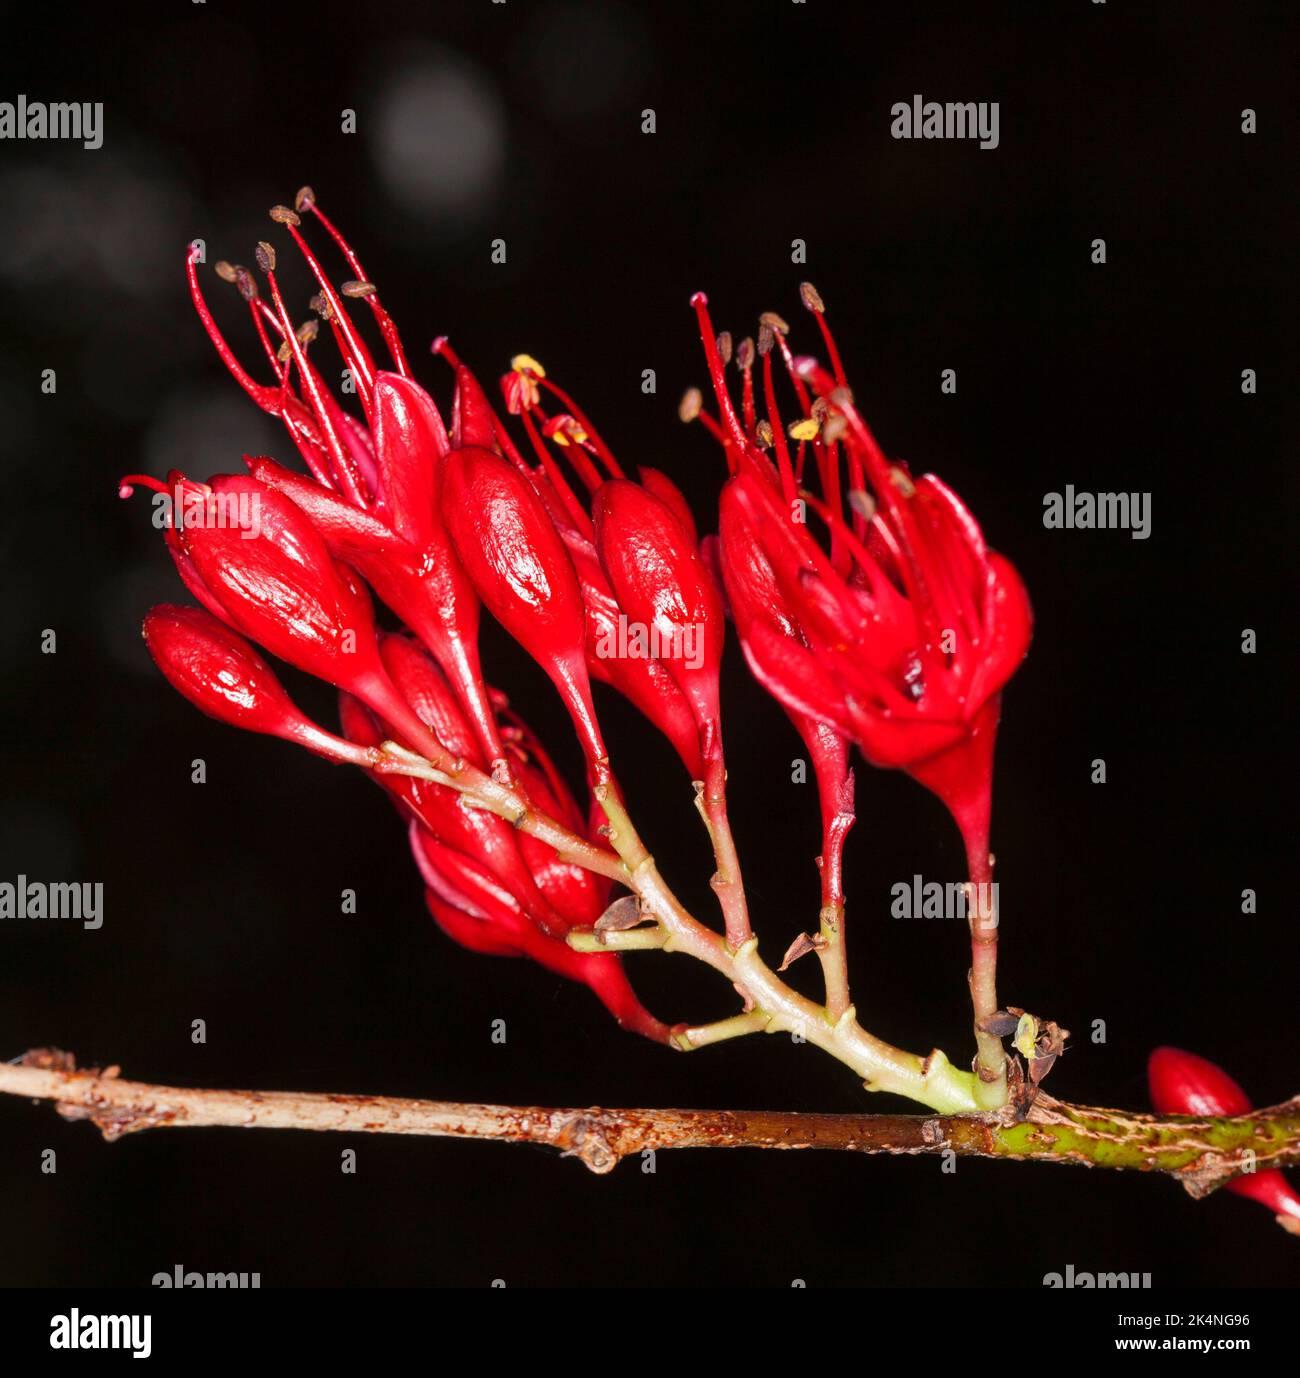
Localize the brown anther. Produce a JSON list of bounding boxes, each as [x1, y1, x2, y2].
[[254, 241, 276, 274], [810, 397, 828, 423], [233, 266, 258, 301], [341, 280, 377, 298], [759, 310, 790, 335], [295, 319, 319, 346], [269, 204, 302, 228], [736, 336, 755, 370], [276, 339, 293, 364], [846, 488, 875, 521], [823, 414, 848, 445], [799, 281, 825, 314], [678, 387, 703, 423], [757, 322, 775, 357], [308, 291, 334, 321], [294, 185, 317, 213], [889, 466, 917, 497], [214, 260, 238, 283], [829, 385, 855, 408], [716, 331, 733, 365], [755, 419, 774, 448]]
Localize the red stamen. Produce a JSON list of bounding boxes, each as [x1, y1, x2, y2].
[[274, 210, 378, 418], [516, 403, 596, 539], [800, 281, 848, 389], [261, 261, 368, 509], [759, 350, 797, 507], [535, 376, 624, 479], [689, 293, 750, 451], [299, 189, 411, 378], [186, 247, 283, 413]]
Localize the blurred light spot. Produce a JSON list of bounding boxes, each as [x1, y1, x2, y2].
[[367, 46, 505, 225], [0, 155, 194, 299]]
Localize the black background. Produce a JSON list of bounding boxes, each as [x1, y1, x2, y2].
[[0, 0, 1294, 1288]]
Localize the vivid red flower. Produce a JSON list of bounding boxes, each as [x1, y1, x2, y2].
[[1148, 1046, 1300, 1234], [129, 191, 687, 1044], [184, 207, 504, 772], [413, 827, 667, 1041], [689, 289, 1032, 875], [438, 442, 610, 778], [142, 604, 378, 766], [592, 478, 725, 739]]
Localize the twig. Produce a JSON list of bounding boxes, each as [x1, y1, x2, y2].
[[3, 1050, 1298, 1214]]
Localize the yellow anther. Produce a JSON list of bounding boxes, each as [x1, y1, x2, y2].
[[788, 417, 820, 442], [511, 353, 546, 378]]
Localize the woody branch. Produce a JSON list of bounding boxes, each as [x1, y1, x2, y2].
[[2, 1052, 1297, 1222]]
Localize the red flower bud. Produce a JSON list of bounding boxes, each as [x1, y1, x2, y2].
[[440, 445, 608, 773], [560, 529, 704, 776], [245, 455, 504, 771], [370, 372, 448, 551], [132, 470, 450, 766], [592, 478, 724, 737], [451, 363, 498, 451], [637, 466, 698, 546], [339, 639, 570, 939], [1148, 1046, 1300, 1234], [412, 826, 667, 1041], [143, 605, 378, 766]]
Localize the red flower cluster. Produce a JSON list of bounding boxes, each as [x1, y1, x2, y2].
[[687, 288, 1031, 879], [126, 189, 1029, 1047]]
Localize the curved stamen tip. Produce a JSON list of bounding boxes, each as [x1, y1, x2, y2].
[[254, 240, 276, 274], [294, 185, 317, 213], [678, 387, 703, 423], [269, 204, 302, 228], [759, 310, 790, 335], [340, 279, 377, 298], [118, 472, 168, 500], [689, 290, 708, 308], [736, 336, 755, 371], [716, 331, 733, 365], [799, 281, 825, 314], [430, 335, 449, 354]]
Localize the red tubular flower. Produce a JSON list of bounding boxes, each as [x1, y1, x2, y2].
[[497, 706, 616, 927], [124, 470, 451, 769], [592, 478, 725, 740], [1148, 1046, 1300, 1234], [438, 444, 610, 778], [180, 198, 508, 772], [244, 448, 504, 772], [689, 291, 1032, 875], [563, 534, 704, 776], [412, 827, 668, 1041], [142, 604, 378, 766]]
